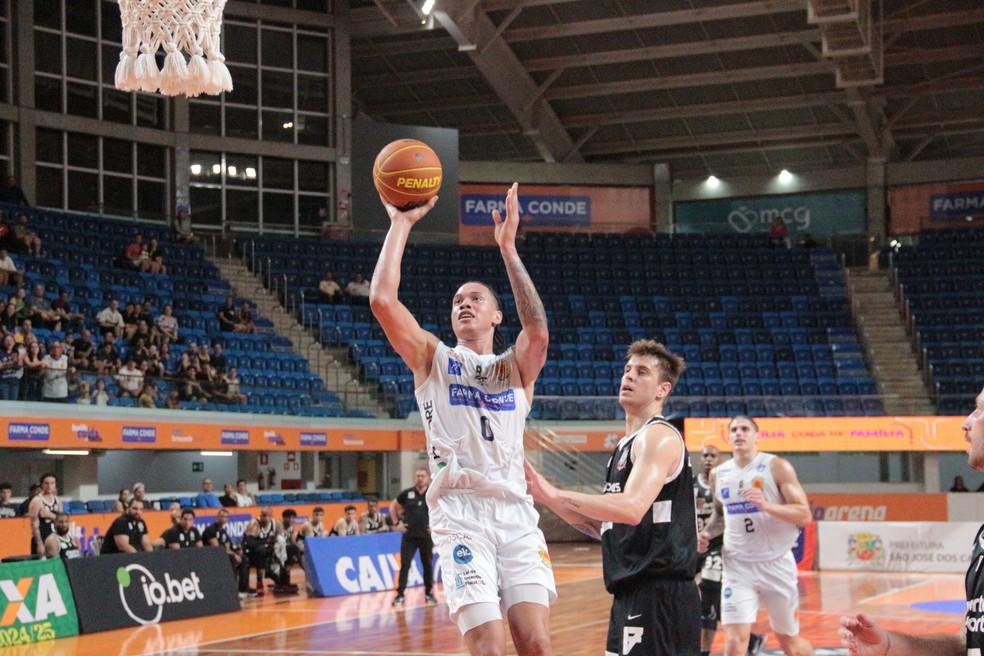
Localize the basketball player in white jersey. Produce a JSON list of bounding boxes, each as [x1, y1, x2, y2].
[[371, 183, 555, 656], [699, 416, 814, 656]]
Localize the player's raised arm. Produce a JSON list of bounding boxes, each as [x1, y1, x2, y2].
[[369, 196, 440, 383], [493, 183, 548, 391]]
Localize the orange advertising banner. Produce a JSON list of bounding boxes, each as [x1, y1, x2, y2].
[[809, 493, 948, 522], [459, 184, 653, 246], [0, 415, 399, 452], [888, 180, 984, 234], [684, 416, 967, 452], [0, 501, 388, 561]]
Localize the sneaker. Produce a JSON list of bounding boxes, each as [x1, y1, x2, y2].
[[392, 594, 405, 607], [238, 592, 248, 600], [747, 633, 767, 656], [425, 593, 438, 605]]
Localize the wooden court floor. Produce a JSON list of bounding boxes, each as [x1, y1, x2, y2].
[[7, 544, 965, 656]]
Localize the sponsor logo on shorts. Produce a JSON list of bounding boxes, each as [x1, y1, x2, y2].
[[622, 627, 644, 653], [454, 569, 483, 590], [847, 532, 885, 564], [538, 548, 552, 568], [452, 544, 473, 565], [448, 358, 462, 376]]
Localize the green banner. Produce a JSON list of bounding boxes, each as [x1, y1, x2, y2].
[[0, 559, 79, 647]]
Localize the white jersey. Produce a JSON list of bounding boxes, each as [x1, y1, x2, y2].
[[415, 342, 530, 502], [715, 451, 800, 562]]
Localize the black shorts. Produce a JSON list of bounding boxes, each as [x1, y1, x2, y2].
[[606, 578, 701, 656], [698, 578, 721, 631]]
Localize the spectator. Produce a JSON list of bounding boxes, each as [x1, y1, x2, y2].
[[122, 304, 141, 340], [0, 249, 21, 287], [217, 298, 241, 332], [196, 479, 222, 509], [116, 359, 144, 398], [239, 304, 256, 334], [318, 272, 342, 304], [10, 287, 30, 324], [91, 378, 111, 406], [97, 300, 125, 338], [210, 343, 226, 372], [137, 381, 158, 408], [179, 366, 210, 402], [124, 234, 149, 272], [11, 216, 41, 256], [28, 284, 60, 330], [2, 301, 18, 331], [219, 483, 238, 507], [174, 207, 195, 244], [69, 329, 95, 370], [951, 475, 970, 492], [235, 479, 255, 507], [20, 341, 44, 401], [331, 505, 362, 536], [65, 367, 83, 398], [196, 343, 212, 370], [15, 318, 34, 344], [100, 498, 152, 554], [768, 216, 790, 249], [75, 380, 91, 404], [16, 483, 40, 517], [144, 239, 166, 274], [50, 290, 84, 330], [0, 482, 16, 518], [345, 273, 370, 303], [220, 368, 246, 404], [799, 232, 818, 249], [154, 305, 180, 343], [164, 390, 181, 409], [41, 342, 69, 403], [361, 498, 389, 534], [113, 488, 132, 514], [144, 345, 165, 377], [163, 508, 203, 549], [0, 176, 30, 206], [44, 512, 80, 560], [131, 482, 147, 506], [0, 334, 22, 400], [202, 508, 251, 598], [92, 339, 121, 375]]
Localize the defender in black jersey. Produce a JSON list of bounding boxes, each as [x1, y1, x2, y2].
[[527, 340, 699, 655], [44, 513, 80, 560], [840, 385, 984, 656], [162, 508, 203, 549]]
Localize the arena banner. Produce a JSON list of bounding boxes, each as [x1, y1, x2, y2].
[[65, 547, 240, 633], [673, 189, 866, 237], [0, 413, 399, 452], [458, 184, 652, 245], [793, 523, 816, 571], [684, 416, 968, 452], [0, 502, 388, 562], [0, 558, 79, 647], [817, 521, 979, 573], [809, 493, 948, 522], [889, 180, 984, 234], [304, 533, 441, 597]]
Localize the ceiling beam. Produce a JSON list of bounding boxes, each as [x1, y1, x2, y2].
[[882, 8, 984, 35], [545, 61, 831, 101], [352, 36, 459, 57], [523, 29, 822, 72], [604, 135, 863, 162], [581, 123, 855, 157], [885, 44, 984, 67], [357, 65, 480, 87], [432, 3, 581, 162], [845, 88, 884, 158], [481, 0, 582, 10]]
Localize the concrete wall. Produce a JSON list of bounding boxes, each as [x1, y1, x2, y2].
[[97, 451, 239, 497]]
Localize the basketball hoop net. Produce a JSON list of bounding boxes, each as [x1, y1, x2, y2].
[[115, 0, 234, 97]]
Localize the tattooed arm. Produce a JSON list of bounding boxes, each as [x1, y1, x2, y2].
[[493, 183, 548, 392], [525, 461, 601, 540]]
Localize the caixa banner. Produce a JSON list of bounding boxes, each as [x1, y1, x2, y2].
[[674, 189, 867, 237], [0, 559, 78, 647], [65, 547, 240, 633], [305, 533, 442, 597]]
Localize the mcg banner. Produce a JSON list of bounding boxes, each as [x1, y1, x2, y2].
[[818, 521, 978, 573], [674, 189, 867, 237], [0, 558, 78, 647], [65, 547, 240, 633], [305, 533, 442, 597]]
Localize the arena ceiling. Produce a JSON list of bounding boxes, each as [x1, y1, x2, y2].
[[348, 0, 984, 179]]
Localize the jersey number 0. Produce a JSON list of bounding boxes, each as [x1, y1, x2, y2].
[[480, 416, 495, 442]]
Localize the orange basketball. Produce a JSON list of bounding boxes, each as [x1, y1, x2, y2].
[[373, 139, 442, 210]]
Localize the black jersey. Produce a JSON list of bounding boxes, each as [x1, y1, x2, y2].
[[694, 472, 723, 554], [601, 416, 698, 593], [162, 526, 201, 549], [202, 522, 233, 548], [364, 512, 385, 533], [38, 495, 59, 542], [965, 524, 984, 651], [54, 533, 80, 560]]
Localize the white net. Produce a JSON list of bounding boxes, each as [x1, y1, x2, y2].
[[115, 0, 234, 97]]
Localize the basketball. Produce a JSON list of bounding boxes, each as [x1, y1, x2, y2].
[[373, 139, 443, 210]]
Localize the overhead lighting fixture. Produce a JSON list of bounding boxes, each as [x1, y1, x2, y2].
[[200, 450, 234, 457], [282, 121, 294, 129], [227, 165, 237, 177], [778, 169, 793, 183], [421, 0, 435, 15], [43, 449, 90, 456], [211, 163, 221, 175], [245, 167, 257, 179], [706, 175, 721, 189], [190, 163, 202, 175]]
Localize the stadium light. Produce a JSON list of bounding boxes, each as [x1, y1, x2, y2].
[[778, 169, 793, 184], [228, 165, 237, 177], [421, 0, 435, 15], [190, 163, 202, 175], [43, 449, 90, 456], [211, 163, 221, 175], [245, 167, 257, 179], [200, 451, 234, 457], [705, 175, 721, 189]]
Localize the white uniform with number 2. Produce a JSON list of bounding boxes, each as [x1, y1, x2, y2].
[[415, 342, 555, 632], [715, 451, 801, 635]]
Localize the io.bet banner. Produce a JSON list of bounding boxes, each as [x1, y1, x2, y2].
[[0, 559, 79, 647]]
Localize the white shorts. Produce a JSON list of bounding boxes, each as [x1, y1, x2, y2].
[[720, 551, 800, 636], [431, 494, 556, 622]]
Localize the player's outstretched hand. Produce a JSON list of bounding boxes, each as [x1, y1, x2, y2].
[[381, 194, 438, 227], [524, 459, 555, 504], [492, 183, 520, 252], [839, 614, 890, 656]]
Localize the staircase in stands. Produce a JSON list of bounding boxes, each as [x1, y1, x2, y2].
[[847, 266, 935, 415], [207, 254, 390, 419]]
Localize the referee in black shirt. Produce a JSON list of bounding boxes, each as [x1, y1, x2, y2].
[[101, 498, 152, 554], [390, 468, 436, 607], [162, 508, 203, 549]]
